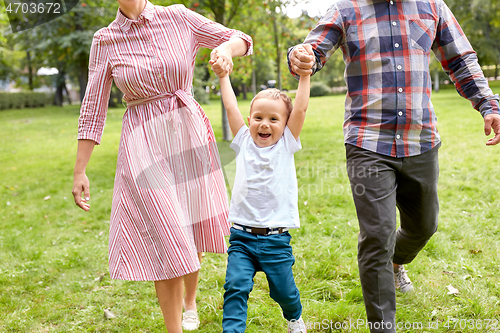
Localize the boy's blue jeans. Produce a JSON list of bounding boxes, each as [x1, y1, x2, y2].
[[222, 227, 302, 333]]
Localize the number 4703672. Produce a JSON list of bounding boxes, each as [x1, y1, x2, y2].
[[5, 2, 61, 14], [444, 318, 498, 330]]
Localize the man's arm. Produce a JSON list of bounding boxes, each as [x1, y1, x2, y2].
[[433, 1, 500, 145], [287, 74, 311, 140], [287, 4, 343, 79], [217, 75, 245, 137]]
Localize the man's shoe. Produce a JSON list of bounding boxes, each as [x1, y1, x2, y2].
[[182, 309, 200, 331], [288, 317, 307, 333], [394, 265, 414, 293]]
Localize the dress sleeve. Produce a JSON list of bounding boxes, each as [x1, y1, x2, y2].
[[78, 30, 113, 145], [180, 5, 253, 56]]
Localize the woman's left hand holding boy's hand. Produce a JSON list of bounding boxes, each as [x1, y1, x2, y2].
[[210, 46, 233, 77]]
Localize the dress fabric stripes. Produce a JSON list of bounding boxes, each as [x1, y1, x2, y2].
[[77, 1, 253, 281]]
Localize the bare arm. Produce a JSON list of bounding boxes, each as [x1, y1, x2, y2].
[[210, 37, 249, 77], [287, 74, 311, 140], [217, 75, 245, 137], [72, 139, 95, 211]]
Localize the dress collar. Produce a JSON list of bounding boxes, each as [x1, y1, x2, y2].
[[116, 0, 155, 33]]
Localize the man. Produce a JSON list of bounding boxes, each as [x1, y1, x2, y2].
[[288, 1, 500, 332]]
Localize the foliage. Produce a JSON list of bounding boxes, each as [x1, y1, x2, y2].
[[445, 0, 500, 67], [0, 92, 51, 110], [309, 81, 330, 97]]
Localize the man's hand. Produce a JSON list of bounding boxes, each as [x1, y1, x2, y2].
[[290, 44, 315, 76], [210, 47, 233, 77], [484, 113, 500, 146]]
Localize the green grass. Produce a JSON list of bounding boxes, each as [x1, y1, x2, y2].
[[1, 83, 500, 332]]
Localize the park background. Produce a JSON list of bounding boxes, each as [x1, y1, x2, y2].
[[1, 0, 500, 332]]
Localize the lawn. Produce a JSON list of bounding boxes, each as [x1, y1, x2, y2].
[[1, 83, 499, 332]]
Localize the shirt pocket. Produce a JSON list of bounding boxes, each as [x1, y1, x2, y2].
[[408, 19, 436, 52]]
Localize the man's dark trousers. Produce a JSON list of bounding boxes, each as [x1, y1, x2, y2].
[[345, 143, 440, 333]]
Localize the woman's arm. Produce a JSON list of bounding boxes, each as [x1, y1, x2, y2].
[[210, 37, 249, 77], [72, 139, 96, 211]]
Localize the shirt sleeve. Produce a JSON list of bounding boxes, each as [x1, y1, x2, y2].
[[283, 126, 302, 154], [181, 5, 253, 56], [77, 30, 113, 145], [287, 4, 343, 80], [229, 125, 248, 154], [432, 0, 499, 117]]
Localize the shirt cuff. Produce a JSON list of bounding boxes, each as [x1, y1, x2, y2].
[[478, 95, 500, 117], [77, 131, 102, 145]]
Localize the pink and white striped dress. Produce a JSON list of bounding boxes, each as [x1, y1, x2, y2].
[[78, 1, 252, 281]]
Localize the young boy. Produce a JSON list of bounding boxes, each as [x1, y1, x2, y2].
[[211, 47, 311, 333]]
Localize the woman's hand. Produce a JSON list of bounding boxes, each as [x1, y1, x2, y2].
[[72, 172, 91, 211], [210, 46, 233, 77]]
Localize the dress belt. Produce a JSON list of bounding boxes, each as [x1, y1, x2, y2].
[[124, 89, 211, 168], [125, 90, 193, 108]]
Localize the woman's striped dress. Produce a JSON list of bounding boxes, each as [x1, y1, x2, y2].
[[78, 1, 252, 281]]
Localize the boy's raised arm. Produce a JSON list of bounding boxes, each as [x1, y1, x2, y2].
[[218, 75, 246, 137], [287, 73, 311, 140]]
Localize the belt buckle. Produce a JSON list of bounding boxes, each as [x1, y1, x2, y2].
[[252, 227, 269, 235]]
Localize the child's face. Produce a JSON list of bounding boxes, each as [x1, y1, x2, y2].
[[247, 98, 288, 148]]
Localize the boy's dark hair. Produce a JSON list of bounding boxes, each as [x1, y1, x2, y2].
[[250, 88, 293, 117]]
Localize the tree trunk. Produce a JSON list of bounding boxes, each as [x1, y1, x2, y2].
[[63, 82, 72, 105], [54, 69, 65, 106], [434, 71, 439, 92], [495, 64, 499, 79], [242, 82, 247, 100], [252, 66, 257, 97], [222, 99, 232, 141], [78, 57, 88, 102], [272, 6, 282, 90], [26, 51, 33, 91]]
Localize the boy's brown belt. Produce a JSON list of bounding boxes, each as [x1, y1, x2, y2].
[[232, 223, 289, 236]]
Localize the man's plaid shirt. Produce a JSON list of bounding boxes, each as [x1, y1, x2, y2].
[[288, 0, 499, 157]]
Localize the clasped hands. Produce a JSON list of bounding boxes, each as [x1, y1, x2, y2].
[[210, 43, 316, 77]]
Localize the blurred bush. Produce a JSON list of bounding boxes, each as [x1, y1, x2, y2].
[[193, 86, 210, 105], [310, 81, 331, 97], [0, 92, 52, 110]]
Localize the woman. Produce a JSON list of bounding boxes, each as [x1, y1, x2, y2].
[[71, 0, 252, 331]]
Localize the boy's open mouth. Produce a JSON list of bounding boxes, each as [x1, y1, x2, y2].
[[258, 133, 271, 139]]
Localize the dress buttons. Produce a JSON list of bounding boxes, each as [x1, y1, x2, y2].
[[398, 111, 403, 116], [392, 21, 397, 26], [396, 134, 401, 139], [397, 65, 402, 70], [398, 88, 403, 93], [394, 43, 400, 48]]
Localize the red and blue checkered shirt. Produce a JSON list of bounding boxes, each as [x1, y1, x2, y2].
[[288, 0, 500, 157]]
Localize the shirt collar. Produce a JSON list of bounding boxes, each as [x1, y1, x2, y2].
[[116, 0, 155, 33]]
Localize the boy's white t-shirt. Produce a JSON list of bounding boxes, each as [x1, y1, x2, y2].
[[228, 125, 302, 228]]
